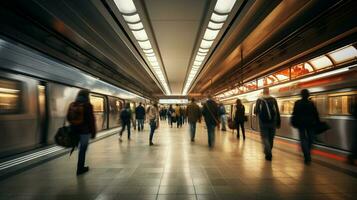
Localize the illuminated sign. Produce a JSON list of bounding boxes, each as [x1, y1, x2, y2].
[[159, 99, 188, 104]]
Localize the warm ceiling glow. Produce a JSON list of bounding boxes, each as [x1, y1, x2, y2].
[[214, 0, 237, 14]]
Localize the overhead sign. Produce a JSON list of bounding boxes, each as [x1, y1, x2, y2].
[[159, 99, 188, 104]]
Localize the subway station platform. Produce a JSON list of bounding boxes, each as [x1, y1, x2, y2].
[[0, 122, 356, 200]]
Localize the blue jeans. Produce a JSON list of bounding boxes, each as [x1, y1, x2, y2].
[[149, 120, 157, 142], [206, 124, 216, 147], [260, 124, 276, 157], [137, 119, 144, 131], [77, 134, 90, 171], [189, 122, 196, 140]]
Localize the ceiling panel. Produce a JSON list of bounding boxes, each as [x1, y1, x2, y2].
[[145, 0, 207, 94]]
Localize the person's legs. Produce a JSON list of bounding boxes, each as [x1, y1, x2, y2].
[[149, 121, 156, 145], [221, 115, 227, 131], [119, 122, 126, 140], [207, 124, 215, 147], [77, 134, 90, 174], [269, 127, 276, 151], [236, 122, 240, 138], [127, 122, 131, 139], [241, 122, 246, 140], [260, 126, 272, 160], [189, 122, 196, 141], [299, 128, 311, 163]]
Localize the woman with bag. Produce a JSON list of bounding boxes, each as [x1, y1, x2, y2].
[[147, 102, 160, 146], [291, 89, 320, 165], [234, 99, 246, 140]]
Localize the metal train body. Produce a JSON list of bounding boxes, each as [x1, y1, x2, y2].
[[0, 38, 147, 158], [224, 65, 357, 152]]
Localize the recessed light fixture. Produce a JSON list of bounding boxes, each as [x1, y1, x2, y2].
[[182, 0, 237, 95], [114, 0, 171, 94]]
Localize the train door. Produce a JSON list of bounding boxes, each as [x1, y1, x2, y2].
[[38, 83, 48, 144], [90, 94, 108, 132], [251, 103, 258, 130]]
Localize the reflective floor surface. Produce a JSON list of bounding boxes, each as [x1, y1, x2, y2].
[[0, 122, 356, 200]]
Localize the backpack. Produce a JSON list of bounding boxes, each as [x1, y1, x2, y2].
[[67, 102, 84, 125], [257, 98, 277, 123], [120, 108, 131, 121], [54, 122, 79, 156]]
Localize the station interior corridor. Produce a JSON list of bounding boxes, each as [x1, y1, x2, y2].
[[0, 122, 356, 200]]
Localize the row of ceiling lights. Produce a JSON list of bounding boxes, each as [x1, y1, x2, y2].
[[113, 0, 171, 95], [182, 0, 237, 95]]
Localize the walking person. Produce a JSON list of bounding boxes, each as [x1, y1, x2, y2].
[[291, 89, 320, 165], [175, 104, 182, 128], [135, 102, 146, 131], [234, 99, 246, 140], [119, 103, 132, 141], [167, 105, 174, 126], [147, 102, 160, 145], [202, 95, 219, 147], [218, 103, 227, 131], [67, 89, 96, 175], [254, 88, 280, 161], [186, 98, 202, 142]]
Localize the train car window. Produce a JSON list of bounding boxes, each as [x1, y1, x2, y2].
[[328, 95, 357, 115], [310, 96, 326, 115], [242, 103, 250, 114], [90, 95, 104, 112], [251, 103, 256, 116], [291, 63, 314, 78], [279, 100, 295, 115], [0, 78, 22, 114], [309, 56, 333, 70]]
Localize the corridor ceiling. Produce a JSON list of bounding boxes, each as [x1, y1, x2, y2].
[[0, 0, 356, 99]]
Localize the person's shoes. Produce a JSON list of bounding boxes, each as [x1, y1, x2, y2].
[[191, 139, 195, 142], [237, 135, 240, 139], [119, 135, 122, 141], [149, 142, 154, 146], [304, 158, 311, 165], [77, 166, 89, 175], [222, 129, 226, 131], [243, 136, 246, 140], [265, 155, 272, 161]]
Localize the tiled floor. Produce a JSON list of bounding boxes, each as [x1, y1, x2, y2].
[[0, 122, 356, 200]]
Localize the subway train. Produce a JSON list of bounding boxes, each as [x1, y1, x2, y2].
[[222, 64, 357, 153], [0, 38, 147, 158]]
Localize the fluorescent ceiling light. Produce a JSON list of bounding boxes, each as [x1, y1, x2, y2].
[[214, 0, 236, 14], [145, 52, 155, 57], [195, 55, 205, 62], [132, 29, 148, 41], [143, 49, 153, 53], [192, 65, 200, 69], [123, 14, 140, 23], [194, 61, 202, 66], [309, 56, 333, 70], [203, 28, 220, 40], [211, 13, 228, 22], [138, 40, 152, 49], [197, 52, 207, 56], [208, 21, 224, 30], [328, 46, 357, 63], [147, 56, 157, 62], [200, 40, 214, 49], [114, 0, 136, 14], [199, 48, 209, 53], [128, 22, 143, 30], [150, 61, 159, 66]]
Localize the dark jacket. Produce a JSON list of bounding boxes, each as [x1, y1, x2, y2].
[[135, 105, 145, 119], [186, 102, 201, 123], [234, 104, 245, 123], [68, 102, 96, 137], [255, 96, 281, 127], [292, 98, 319, 128], [120, 108, 132, 123], [202, 99, 219, 126]]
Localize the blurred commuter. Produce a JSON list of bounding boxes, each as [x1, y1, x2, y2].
[[135, 102, 146, 131], [347, 102, 357, 165], [234, 99, 246, 140], [119, 103, 132, 141], [218, 103, 227, 131], [175, 104, 182, 128], [291, 89, 320, 164], [186, 98, 202, 142], [168, 105, 174, 126], [180, 106, 185, 125], [67, 89, 96, 175], [202, 95, 219, 147], [254, 88, 280, 161], [147, 102, 160, 145]]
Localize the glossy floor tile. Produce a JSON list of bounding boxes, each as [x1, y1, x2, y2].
[[0, 122, 356, 200]]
